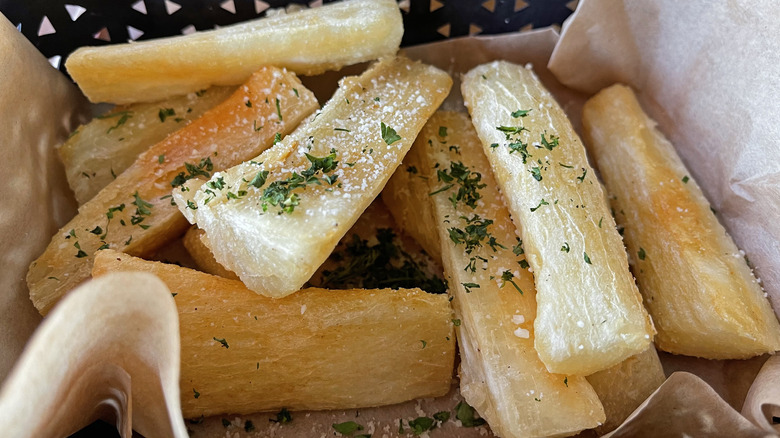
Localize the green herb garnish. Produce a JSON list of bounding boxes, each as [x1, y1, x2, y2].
[[270, 408, 292, 423], [332, 421, 363, 435], [170, 157, 214, 188], [275, 98, 283, 121], [158, 108, 175, 122], [430, 161, 486, 209], [318, 229, 446, 294], [408, 417, 435, 435], [381, 122, 402, 145], [500, 270, 523, 294], [461, 282, 480, 293], [530, 198, 549, 212], [456, 401, 486, 427], [511, 109, 531, 118], [540, 132, 559, 150]]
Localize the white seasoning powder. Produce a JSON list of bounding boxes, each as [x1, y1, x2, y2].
[[514, 327, 530, 338]]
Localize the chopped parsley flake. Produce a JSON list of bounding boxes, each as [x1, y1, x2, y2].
[[98, 110, 133, 134], [518, 259, 530, 269], [456, 401, 486, 427], [577, 168, 588, 183], [431, 161, 486, 209], [452, 318, 461, 326], [270, 408, 292, 423], [249, 170, 269, 189], [530, 198, 549, 212], [213, 337, 229, 348], [158, 108, 175, 122], [193, 388, 200, 399], [170, 157, 214, 188], [408, 417, 435, 435], [448, 214, 505, 262], [317, 228, 446, 294], [130, 192, 153, 229], [497, 126, 528, 135], [501, 270, 523, 294], [584, 252, 592, 264], [74, 240, 88, 258], [439, 126, 448, 137], [334, 128, 351, 132], [259, 149, 339, 214], [461, 282, 480, 293], [381, 122, 402, 145], [530, 166, 542, 181], [540, 132, 559, 150], [433, 411, 451, 422], [158, 154, 165, 164], [561, 242, 570, 252], [682, 175, 690, 183], [511, 109, 532, 118], [638, 247, 646, 260], [275, 98, 283, 121], [332, 421, 363, 435], [512, 238, 524, 255]]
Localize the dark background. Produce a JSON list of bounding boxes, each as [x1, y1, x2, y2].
[[0, 0, 576, 75]]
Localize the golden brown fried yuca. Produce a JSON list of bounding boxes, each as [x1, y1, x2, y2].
[[176, 56, 451, 298], [391, 111, 605, 437], [462, 61, 654, 376], [383, 147, 443, 264], [92, 250, 455, 418], [27, 67, 318, 314], [65, 0, 403, 104], [182, 227, 239, 280], [586, 346, 666, 435], [582, 84, 780, 359], [60, 86, 235, 204]]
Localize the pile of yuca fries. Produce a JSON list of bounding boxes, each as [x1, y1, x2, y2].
[[26, 0, 780, 436]]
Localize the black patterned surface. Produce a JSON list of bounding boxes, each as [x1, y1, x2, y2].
[[0, 0, 576, 73]]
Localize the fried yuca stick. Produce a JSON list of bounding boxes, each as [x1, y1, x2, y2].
[[582, 84, 780, 358], [27, 68, 318, 314], [586, 346, 665, 435], [182, 227, 239, 280], [184, 199, 446, 291], [61, 86, 235, 204], [397, 111, 605, 437], [92, 250, 455, 417], [65, 0, 403, 104], [175, 56, 451, 298], [462, 61, 654, 376], [383, 149, 443, 264]]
